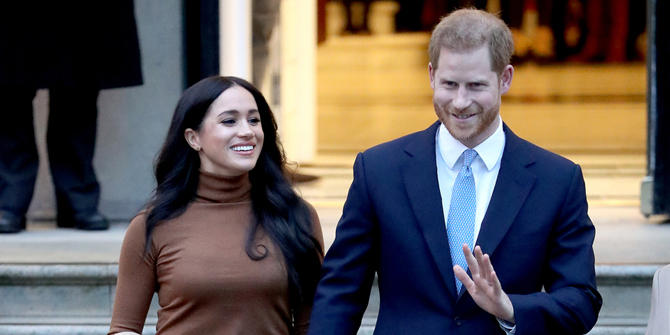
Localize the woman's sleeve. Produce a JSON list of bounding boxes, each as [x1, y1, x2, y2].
[[307, 202, 324, 255], [292, 201, 324, 335], [108, 214, 158, 335]]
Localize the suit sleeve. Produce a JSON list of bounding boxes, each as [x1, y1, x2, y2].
[[308, 153, 379, 335], [510, 165, 602, 335]]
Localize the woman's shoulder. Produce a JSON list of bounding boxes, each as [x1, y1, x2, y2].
[[300, 198, 316, 214], [300, 199, 324, 249], [298, 199, 318, 223], [121, 211, 152, 247], [127, 210, 149, 231]]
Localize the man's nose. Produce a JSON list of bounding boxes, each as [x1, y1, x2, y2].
[[452, 87, 471, 110]]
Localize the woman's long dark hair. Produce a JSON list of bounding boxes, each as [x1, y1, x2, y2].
[[144, 76, 323, 306]]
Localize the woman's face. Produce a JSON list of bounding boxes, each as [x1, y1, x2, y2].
[[185, 85, 264, 177]]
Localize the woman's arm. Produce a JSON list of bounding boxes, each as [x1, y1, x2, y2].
[[108, 215, 157, 335], [293, 202, 324, 335]]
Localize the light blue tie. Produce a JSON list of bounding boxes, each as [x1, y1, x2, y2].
[[447, 149, 478, 293]]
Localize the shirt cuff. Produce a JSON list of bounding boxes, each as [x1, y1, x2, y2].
[[497, 318, 516, 335]]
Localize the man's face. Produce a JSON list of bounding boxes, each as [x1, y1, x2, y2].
[[429, 45, 513, 148]]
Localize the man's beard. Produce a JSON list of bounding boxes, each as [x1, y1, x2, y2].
[[435, 101, 499, 144]]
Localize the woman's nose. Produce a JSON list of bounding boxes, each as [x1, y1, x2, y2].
[[237, 122, 254, 137]]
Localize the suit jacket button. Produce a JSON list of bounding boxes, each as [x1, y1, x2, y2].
[[454, 316, 462, 326]]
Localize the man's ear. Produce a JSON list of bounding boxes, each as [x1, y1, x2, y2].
[[499, 65, 514, 94], [429, 62, 436, 90], [184, 128, 201, 151]]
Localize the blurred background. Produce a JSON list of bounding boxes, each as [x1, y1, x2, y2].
[[317, 0, 647, 156], [1, 1, 668, 334], [14, 0, 656, 222]]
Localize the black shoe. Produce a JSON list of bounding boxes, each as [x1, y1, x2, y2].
[[57, 211, 109, 231], [0, 210, 26, 234]]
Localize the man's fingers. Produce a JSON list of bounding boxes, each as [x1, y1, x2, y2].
[[474, 246, 486, 267], [489, 270, 503, 291], [462, 244, 480, 276], [456, 246, 514, 322], [481, 253, 496, 283], [454, 265, 474, 287], [461, 245, 501, 292], [470, 246, 498, 289]]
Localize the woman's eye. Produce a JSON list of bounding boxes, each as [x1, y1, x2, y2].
[[222, 119, 236, 125], [249, 117, 261, 125]]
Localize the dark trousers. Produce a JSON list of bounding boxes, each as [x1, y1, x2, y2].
[[0, 87, 101, 218], [500, 0, 555, 28]]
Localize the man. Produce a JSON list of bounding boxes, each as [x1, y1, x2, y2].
[[308, 8, 601, 335], [0, 1, 143, 233]]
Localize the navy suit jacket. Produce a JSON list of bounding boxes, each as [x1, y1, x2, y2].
[[308, 122, 602, 335]]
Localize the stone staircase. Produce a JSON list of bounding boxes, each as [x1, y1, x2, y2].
[[0, 264, 157, 335], [0, 264, 659, 335]]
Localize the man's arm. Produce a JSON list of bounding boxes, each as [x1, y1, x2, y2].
[[458, 165, 602, 335], [307, 153, 379, 335], [456, 245, 517, 334], [455, 245, 515, 322]]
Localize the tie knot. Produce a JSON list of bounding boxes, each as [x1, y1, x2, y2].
[[462, 149, 477, 167]]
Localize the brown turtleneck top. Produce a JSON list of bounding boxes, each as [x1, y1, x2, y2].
[[109, 171, 323, 335]]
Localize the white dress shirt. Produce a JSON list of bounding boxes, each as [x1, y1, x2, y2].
[[436, 116, 505, 245], [435, 117, 516, 334]]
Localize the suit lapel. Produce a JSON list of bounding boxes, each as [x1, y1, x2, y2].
[[401, 122, 459, 300], [476, 124, 536, 257]]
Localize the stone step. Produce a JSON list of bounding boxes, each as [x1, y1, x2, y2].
[[0, 264, 660, 335]]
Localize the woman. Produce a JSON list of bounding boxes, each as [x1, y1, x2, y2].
[[108, 76, 324, 335]]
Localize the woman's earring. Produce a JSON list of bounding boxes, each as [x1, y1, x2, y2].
[[194, 146, 201, 151]]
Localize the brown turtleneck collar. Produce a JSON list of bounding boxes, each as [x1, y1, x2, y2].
[[195, 170, 252, 203]]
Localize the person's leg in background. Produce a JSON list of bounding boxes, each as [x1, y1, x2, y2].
[[569, 0, 630, 63], [605, 0, 629, 63], [534, 0, 555, 61], [359, 0, 371, 34], [342, 0, 371, 34], [396, 0, 426, 32], [569, 0, 604, 62], [0, 88, 38, 233], [500, 0, 529, 61], [501, 0, 557, 62], [625, 0, 646, 62], [47, 87, 108, 230], [343, 0, 356, 33]]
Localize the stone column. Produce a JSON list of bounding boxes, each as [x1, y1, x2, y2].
[[220, 0, 253, 80], [642, 0, 670, 216], [279, 0, 317, 163]]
